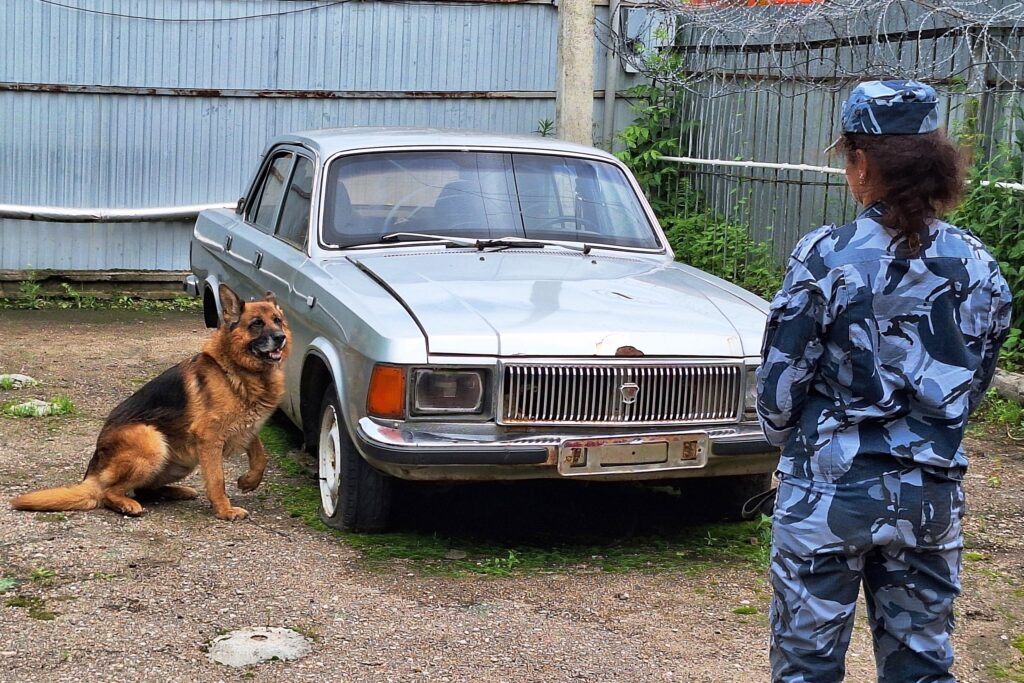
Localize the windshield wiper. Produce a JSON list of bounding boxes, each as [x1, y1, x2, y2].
[[474, 236, 593, 254], [379, 232, 478, 247], [380, 232, 593, 254]]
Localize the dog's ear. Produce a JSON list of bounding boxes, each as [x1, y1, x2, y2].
[[263, 291, 278, 306], [219, 284, 245, 326]]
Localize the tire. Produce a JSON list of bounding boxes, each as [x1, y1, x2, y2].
[[686, 472, 775, 522], [315, 385, 393, 533]]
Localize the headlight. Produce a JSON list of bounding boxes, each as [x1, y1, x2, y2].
[[744, 365, 759, 418], [412, 369, 487, 415]]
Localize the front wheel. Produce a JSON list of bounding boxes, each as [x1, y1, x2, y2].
[[316, 386, 393, 532]]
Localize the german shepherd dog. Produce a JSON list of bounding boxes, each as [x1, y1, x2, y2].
[[10, 285, 290, 521]]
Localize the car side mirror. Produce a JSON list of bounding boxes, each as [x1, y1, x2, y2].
[[235, 197, 246, 214]]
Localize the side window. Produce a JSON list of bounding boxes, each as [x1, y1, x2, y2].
[[250, 153, 293, 234], [275, 156, 314, 249]]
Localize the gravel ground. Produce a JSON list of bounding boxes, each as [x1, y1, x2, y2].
[[1, 309, 1022, 682]]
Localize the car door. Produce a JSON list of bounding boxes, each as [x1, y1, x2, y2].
[[257, 152, 319, 419], [229, 149, 295, 302]]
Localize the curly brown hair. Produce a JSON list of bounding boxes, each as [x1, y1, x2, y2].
[[837, 130, 968, 255]]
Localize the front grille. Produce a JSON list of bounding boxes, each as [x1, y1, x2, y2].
[[500, 362, 743, 425]]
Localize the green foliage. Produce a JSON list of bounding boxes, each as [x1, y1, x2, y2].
[[29, 568, 56, 584], [4, 595, 58, 620], [58, 283, 100, 309], [970, 389, 1024, 439], [0, 578, 16, 593], [615, 82, 694, 218], [616, 81, 782, 299], [1, 395, 75, 418], [732, 605, 758, 615], [534, 118, 555, 137], [662, 212, 783, 298], [0, 285, 202, 313], [950, 104, 1024, 369], [17, 272, 44, 309], [49, 395, 76, 416]]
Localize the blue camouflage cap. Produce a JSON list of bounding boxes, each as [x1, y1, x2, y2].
[[840, 80, 940, 135]]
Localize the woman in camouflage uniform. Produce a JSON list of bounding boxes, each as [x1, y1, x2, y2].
[[757, 81, 1012, 682]]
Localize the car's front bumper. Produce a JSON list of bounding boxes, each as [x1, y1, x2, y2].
[[354, 417, 777, 481]]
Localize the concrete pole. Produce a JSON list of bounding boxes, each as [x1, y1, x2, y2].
[[555, 0, 595, 146], [602, 0, 621, 150]]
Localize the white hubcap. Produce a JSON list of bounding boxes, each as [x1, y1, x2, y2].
[[318, 404, 341, 518]]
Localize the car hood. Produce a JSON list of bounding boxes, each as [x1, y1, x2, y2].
[[342, 250, 768, 358]]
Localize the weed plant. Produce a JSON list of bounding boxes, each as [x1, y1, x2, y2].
[[1, 274, 201, 313]]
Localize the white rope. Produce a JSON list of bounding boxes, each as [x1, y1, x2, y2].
[[660, 155, 846, 175], [660, 155, 1024, 192]]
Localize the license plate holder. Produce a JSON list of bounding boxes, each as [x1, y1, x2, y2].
[[558, 433, 708, 476]]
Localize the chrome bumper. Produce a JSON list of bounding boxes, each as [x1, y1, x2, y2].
[[182, 274, 200, 297], [354, 417, 777, 482]]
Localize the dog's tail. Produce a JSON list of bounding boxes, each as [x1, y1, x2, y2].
[[10, 477, 101, 511]]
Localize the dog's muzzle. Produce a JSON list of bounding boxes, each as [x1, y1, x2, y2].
[[251, 334, 287, 363]]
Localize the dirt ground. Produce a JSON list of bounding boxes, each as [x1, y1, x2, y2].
[[1, 309, 1022, 682]]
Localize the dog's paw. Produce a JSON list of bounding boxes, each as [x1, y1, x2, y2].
[[215, 506, 249, 521], [237, 472, 263, 492]]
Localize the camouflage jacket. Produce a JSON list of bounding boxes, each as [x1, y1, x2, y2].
[[757, 203, 1012, 481]]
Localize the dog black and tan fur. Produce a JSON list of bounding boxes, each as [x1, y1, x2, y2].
[[10, 285, 290, 521]]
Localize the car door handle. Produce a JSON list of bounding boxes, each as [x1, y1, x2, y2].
[[224, 235, 233, 252], [254, 251, 264, 270]]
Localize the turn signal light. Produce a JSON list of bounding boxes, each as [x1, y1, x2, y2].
[[367, 365, 406, 419]]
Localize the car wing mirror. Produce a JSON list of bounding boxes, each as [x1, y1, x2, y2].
[[235, 197, 246, 214]]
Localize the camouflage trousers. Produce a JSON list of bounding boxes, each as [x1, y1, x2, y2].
[[769, 465, 965, 682]]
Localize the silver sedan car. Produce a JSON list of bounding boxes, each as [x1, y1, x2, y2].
[[187, 128, 777, 532]]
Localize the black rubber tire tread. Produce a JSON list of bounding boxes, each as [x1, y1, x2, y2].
[[315, 385, 393, 533]]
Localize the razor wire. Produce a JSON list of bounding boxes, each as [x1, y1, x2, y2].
[[603, 0, 1024, 97]]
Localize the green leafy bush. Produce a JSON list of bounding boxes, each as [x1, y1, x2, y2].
[[950, 105, 1024, 369], [616, 82, 782, 299], [662, 212, 782, 299]]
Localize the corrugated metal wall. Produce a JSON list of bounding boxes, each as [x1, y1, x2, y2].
[[0, 0, 638, 272], [670, 21, 1023, 258]]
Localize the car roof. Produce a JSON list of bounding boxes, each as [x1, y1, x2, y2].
[[272, 127, 619, 161]]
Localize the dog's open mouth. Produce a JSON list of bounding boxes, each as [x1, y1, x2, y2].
[[252, 346, 284, 363]]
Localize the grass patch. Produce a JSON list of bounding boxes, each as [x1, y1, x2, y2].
[[971, 390, 1024, 438], [991, 663, 1024, 682], [0, 578, 16, 593], [30, 568, 56, 584], [0, 377, 16, 390], [0, 277, 202, 313], [4, 595, 58, 620], [2, 395, 76, 418], [965, 551, 987, 562], [732, 605, 758, 615], [260, 420, 774, 578], [49, 395, 75, 415], [1013, 634, 1024, 656]]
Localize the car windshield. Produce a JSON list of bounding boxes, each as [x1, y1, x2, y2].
[[320, 151, 659, 250]]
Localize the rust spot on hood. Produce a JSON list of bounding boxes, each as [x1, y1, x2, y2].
[[615, 345, 645, 357]]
